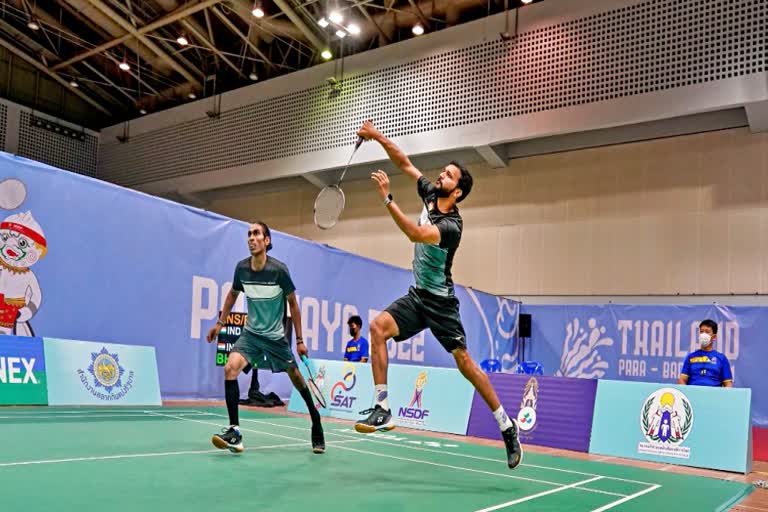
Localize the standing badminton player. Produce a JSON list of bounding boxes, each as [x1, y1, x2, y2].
[[355, 121, 524, 470], [206, 221, 325, 454]]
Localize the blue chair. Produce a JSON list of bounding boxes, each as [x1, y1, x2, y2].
[[480, 358, 502, 373], [515, 361, 543, 375]]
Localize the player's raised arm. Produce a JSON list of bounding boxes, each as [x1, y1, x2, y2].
[[357, 121, 422, 182]]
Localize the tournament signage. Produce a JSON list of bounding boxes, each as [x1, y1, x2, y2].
[[288, 359, 374, 421], [466, 373, 597, 452], [44, 338, 161, 406], [0, 335, 47, 405], [288, 360, 475, 435], [590, 380, 752, 473]]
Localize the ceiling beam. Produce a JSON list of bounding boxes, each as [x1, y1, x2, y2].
[[82, 61, 137, 102], [406, 0, 431, 28], [272, 0, 326, 51], [85, 0, 201, 87], [354, 3, 391, 44], [52, 0, 226, 73], [0, 34, 112, 115], [178, 18, 247, 78], [210, 6, 275, 70]]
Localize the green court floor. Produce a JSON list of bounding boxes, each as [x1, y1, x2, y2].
[[0, 407, 752, 511]]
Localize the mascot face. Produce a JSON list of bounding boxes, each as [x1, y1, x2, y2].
[[0, 211, 47, 270], [0, 228, 43, 268]]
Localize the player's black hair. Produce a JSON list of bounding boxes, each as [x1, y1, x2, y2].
[[699, 319, 718, 335], [449, 160, 473, 203], [347, 315, 363, 327]]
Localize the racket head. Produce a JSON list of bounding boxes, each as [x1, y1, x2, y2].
[[313, 185, 345, 230], [308, 377, 327, 408]]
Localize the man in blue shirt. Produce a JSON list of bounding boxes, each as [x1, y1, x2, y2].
[[678, 319, 733, 387], [343, 315, 369, 363]]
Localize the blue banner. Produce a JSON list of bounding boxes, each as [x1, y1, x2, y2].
[[523, 304, 767, 426], [590, 380, 751, 473], [0, 153, 517, 400]]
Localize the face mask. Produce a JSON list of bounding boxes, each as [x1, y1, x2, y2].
[[699, 332, 712, 347]]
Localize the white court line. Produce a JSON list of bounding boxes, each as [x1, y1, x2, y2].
[[230, 415, 657, 487], [589, 484, 661, 512], [0, 413, 216, 419], [0, 439, 364, 468], [155, 411, 630, 498], [0, 409, 204, 415], [473, 476, 605, 512]]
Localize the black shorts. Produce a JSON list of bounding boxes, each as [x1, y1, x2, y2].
[[385, 286, 467, 352]]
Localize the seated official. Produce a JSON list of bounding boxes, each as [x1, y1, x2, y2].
[[678, 319, 733, 388], [343, 315, 369, 363]]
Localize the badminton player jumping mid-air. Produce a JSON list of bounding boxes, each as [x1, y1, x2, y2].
[[355, 121, 523, 470]]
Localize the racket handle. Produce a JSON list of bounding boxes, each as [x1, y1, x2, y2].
[[301, 354, 309, 364], [355, 135, 364, 150]]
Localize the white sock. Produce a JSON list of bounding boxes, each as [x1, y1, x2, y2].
[[375, 384, 389, 411], [493, 406, 513, 431], [231, 425, 240, 432]]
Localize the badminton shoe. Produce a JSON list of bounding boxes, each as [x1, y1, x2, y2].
[[502, 420, 523, 469], [212, 426, 244, 453], [355, 405, 395, 433]]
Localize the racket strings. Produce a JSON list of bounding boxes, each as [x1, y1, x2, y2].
[[314, 186, 345, 229]]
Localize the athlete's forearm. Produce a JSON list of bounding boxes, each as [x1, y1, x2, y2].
[[386, 200, 420, 241], [374, 133, 422, 181], [288, 297, 303, 343]]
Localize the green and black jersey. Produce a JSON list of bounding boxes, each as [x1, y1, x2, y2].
[[412, 176, 463, 297], [232, 256, 295, 341]]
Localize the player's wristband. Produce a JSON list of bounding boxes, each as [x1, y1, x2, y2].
[[384, 193, 393, 206], [296, 340, 305, 345], [216, 319, 226, 326]]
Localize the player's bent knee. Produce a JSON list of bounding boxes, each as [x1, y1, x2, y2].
[[224, 352, 247, 379], [370, 313, 398, 341]]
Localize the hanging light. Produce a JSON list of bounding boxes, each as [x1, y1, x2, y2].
[[321, 49, 333, 60], [69, 80, 78, 88], [318, 17, 329, 28], [119, 60, 130, 71], [252, 6, 264, 17], [328, 11, 343, 24], [347, 23, 360, 35], [412, 24, 424, 36], [335, 29, 347, 38], [176, 35, 189, 46], [139, 108, 147, 115], [27, 19, 40, 31], [188, 92, 197, 99]]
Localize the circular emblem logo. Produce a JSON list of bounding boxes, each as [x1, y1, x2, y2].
[[517, 406, 537, 431], [92, 353, 120, 387], [640, 387, 694, 445]]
